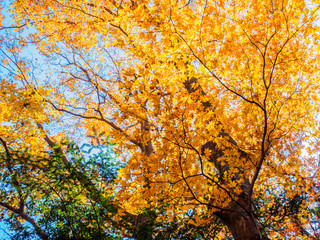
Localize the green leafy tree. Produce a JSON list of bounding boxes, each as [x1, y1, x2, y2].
[[0, 137, 122, 240]]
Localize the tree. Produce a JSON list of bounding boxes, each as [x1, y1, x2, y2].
[[1, 0, 320, 239], [0, 134, 124, 239]]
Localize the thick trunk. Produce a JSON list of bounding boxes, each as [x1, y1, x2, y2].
[[220, 210, 268, 240], [184, 76, 269, 239]]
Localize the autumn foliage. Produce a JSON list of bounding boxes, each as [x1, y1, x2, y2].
[[0, 0, 320, 239]]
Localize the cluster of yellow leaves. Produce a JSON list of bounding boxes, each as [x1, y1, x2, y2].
[[0, 79, 55, 154]]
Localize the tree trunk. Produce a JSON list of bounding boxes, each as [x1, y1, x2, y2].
[[220, 210, 269, 240]]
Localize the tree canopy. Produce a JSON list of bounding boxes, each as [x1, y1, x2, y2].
[[0, 0, 320, 239]]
